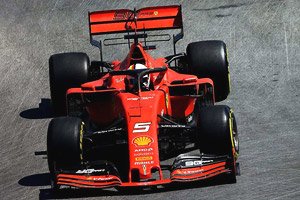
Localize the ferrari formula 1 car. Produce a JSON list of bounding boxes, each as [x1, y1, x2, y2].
[[47, 5, 239, 190]]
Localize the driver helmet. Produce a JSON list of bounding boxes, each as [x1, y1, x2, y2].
[[127, 63, 150, 90]]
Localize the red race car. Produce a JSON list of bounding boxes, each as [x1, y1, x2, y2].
[[47, 5, 239, 190]]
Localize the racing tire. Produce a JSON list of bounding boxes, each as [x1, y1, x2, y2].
[[186, 40, 230, 102], [47, 117, 84, 188], [197, 105, 239, 183], [49, 52, 90, 116]]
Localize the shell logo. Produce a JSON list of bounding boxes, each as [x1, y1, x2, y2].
[[133, 136, 153, 146]]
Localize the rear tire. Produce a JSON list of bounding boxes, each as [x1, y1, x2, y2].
[[197, 105, 239, 183], [49, 52, 90, 115], [186, 40, 230, 102], [47, 117, 84, 174]]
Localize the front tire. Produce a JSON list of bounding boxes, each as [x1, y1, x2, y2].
[[47, 117, 84, 174], [197, 105, 239, 183]]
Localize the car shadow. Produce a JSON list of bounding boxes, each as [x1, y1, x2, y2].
[[18, 173, 51, 187], [19, 172, 233, 200], [20, 98, 54, 119]]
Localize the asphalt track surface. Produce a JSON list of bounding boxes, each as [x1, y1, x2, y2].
[[0, 0, 299, 199]]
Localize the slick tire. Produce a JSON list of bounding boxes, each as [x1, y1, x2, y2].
[[47, 117, 84, 174], [197, 105, 239, 183], [49, 52, 90, 116], [186, 40, 230, 102]]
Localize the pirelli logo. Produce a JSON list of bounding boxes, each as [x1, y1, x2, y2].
[[135, 156, 153, 161]]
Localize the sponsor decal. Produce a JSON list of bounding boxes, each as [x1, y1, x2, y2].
[[142, 96, 153, 100], [94, 128, 122, 135], [160, 124, 186, 128], [76, 169, 105, 174], [134, 147, 153, 152], [134, 161, 154, 165], [185, 160, 213, 167], [134, 152, 154, 156], [113, 11, 130, 20], [133, 136, 153, 146], [135, 156, 153, 161], [127, 97, 154, 101], [134, 148, 154, 156], [182, 168, 203, 174], [133, 122, 151, 133], [139, 11, 154, 17], [127, 97, 138, 101], [87, 176, 115, 181]]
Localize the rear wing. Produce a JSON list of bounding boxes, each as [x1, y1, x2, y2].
[[89, 5, 183, 35], [88, 5, 183, 61]]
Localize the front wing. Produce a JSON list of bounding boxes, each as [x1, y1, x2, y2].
[[54, 154, 235, 188]]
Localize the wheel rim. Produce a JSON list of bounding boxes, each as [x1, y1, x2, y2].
[[229, 109, 239, 159], [233, 128, 239, 153]]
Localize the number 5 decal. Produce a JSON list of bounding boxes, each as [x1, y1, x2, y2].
[[133, 122, 151, 133]]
